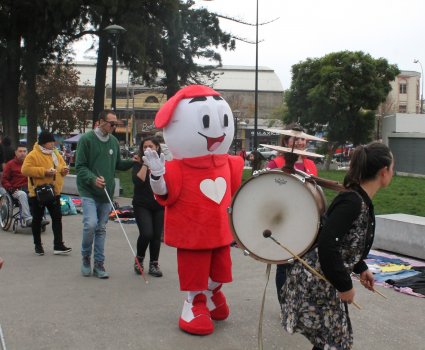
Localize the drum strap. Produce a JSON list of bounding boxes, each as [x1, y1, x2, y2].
[[258, 263, 271, 350]]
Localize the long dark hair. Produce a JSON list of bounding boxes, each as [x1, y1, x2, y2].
[[139, 136, 162, 161], [343, 142, 392, 188]]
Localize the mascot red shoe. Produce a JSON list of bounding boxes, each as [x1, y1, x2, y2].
[[143, 85, 244, 335]]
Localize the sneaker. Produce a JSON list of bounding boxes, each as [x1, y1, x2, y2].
[[148, 261, 163, 277], [134, 256, 144, 275], [35, 244, 44, 256], [41, 219, 50, 226], [25, 219, 33, 227], [93, 261, 109, 279], [81, 256, 91, 277], [54, 244, 72, 255]]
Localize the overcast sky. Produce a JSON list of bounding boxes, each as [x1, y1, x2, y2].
[[74, 0, 425, 89]]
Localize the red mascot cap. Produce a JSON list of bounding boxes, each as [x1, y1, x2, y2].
[[155, 85, 221, 128]]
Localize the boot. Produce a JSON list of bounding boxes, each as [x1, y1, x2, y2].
[[148, 261, 163, 277]]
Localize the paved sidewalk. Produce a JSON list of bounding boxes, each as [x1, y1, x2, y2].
[[0, 197, 424, 350]]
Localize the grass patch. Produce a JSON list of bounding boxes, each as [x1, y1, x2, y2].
[[112, 168, 425, 217], [318, 170, 425, 216]]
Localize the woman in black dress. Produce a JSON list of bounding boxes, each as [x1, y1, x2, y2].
[[132, 137, 165, 277], [280, 142, 394, 350]]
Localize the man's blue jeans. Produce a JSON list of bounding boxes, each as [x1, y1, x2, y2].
[[81, 197, 111, 262]]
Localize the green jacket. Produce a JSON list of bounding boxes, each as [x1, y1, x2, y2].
[[76, 131, 133, 202]]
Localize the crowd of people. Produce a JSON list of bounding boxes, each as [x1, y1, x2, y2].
[[0, 107, 394, 349]]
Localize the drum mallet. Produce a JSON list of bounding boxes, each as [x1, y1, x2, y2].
[[263, 229, 361, 310], [96, 171, 148, 284]]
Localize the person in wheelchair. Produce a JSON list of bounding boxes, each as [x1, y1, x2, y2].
[[1, 144, 35, 227]]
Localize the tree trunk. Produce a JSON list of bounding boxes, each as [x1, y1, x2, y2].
[[325, 142, 338, 171], [25, 60, 39, 151], [23, 38, 40, 151], [92, 28, 110, 125], [1, 24, 21, 146]]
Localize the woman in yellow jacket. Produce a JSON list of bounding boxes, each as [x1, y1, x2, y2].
[[22, 131, 71, 256]]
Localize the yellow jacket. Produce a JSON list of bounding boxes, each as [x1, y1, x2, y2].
[[21, 143, 68, 197]]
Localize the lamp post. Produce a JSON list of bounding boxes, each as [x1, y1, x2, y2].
[[414, 59, 424, 114], [104, 24, 126, 111], [233, 109, 241, 155], [253, 0, 259, 149]]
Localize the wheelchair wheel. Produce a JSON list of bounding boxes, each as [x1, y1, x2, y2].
[[0, 194, 13, 231]]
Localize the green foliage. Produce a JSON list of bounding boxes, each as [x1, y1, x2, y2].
[[285, 51, 400, 148], [153, 0, 235, 97], [318, 170, 425, 216]]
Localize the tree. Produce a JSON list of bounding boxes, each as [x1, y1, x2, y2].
[[284, 51, 399, 167], [0, 0, 87, 148], [84, 0, 165, 121], [35, 65, 93, 135], [156, 0, 235, 98]]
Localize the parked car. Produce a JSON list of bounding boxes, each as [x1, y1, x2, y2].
[[246, 147, 277, 160]]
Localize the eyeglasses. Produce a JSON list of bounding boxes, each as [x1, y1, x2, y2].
[[105, 121, 118, 127]]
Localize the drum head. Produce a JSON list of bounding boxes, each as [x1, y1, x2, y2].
[[229, 171, 321, 264]]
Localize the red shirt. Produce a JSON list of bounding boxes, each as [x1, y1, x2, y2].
[[267, 155, 318, 176], [2, 158, 28, 191], [155, 154, 244, 250]]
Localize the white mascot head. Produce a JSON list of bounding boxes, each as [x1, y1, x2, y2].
[[155, 85, 234, 159]]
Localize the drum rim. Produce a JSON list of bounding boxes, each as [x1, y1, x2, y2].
[[228, 170, 323, 264]]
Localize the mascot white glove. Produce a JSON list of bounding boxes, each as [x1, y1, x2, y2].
[[142, 148, 166, 177], [143, 148, 168, 195]]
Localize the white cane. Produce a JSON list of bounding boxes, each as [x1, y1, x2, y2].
[[0, 324, 7, 350], [96, 172, 148, 284]]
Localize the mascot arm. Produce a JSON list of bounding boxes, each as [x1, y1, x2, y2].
[[150, 175, 168, 196]]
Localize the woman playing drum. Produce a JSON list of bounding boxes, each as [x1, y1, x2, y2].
[[280, 142, 394, 350], [266, 125, 318, 177], [267, 125, 319, 303]]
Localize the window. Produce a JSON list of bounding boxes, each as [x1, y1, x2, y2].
[[398, 105, 407, 113], [399, 83, 407, 94], [145, 96, 159, 103]]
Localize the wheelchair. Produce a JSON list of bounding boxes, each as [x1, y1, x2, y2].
[[0, 192, 47, 234]]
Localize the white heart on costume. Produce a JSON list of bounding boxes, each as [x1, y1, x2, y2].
[[199, 177, 227, 204]]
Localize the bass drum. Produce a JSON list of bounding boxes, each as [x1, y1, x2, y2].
[[229, 170, 326, 264]]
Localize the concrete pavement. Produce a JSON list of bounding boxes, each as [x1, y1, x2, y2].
[[0, 197, 424, 350]]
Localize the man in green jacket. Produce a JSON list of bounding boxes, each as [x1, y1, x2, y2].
[[76, 110, 136, 278]]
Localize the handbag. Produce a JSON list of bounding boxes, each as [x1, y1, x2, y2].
[[30, 163, 56, 205], [34, 184, 55, 204]]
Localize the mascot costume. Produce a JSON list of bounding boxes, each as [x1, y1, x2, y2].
[[143, 85, 244, 335]]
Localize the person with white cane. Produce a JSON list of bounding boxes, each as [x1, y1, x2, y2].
[[76, 110, 137, 279]]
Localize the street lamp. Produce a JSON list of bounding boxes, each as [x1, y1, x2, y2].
[[233, 109, 241, 155], [253, 0, 259, 149], [104, 24, 126, 111], [414, 59, 423, 114]]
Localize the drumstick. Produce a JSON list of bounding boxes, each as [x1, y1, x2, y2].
[[263, 230, 362, 310], [354, 275, 388, 299], [372, 288, 387, 299]]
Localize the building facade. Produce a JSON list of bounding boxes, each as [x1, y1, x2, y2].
[[382, 113, 425, 176], [383, 70, 421, 114], [75, 62, 284, 150]]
